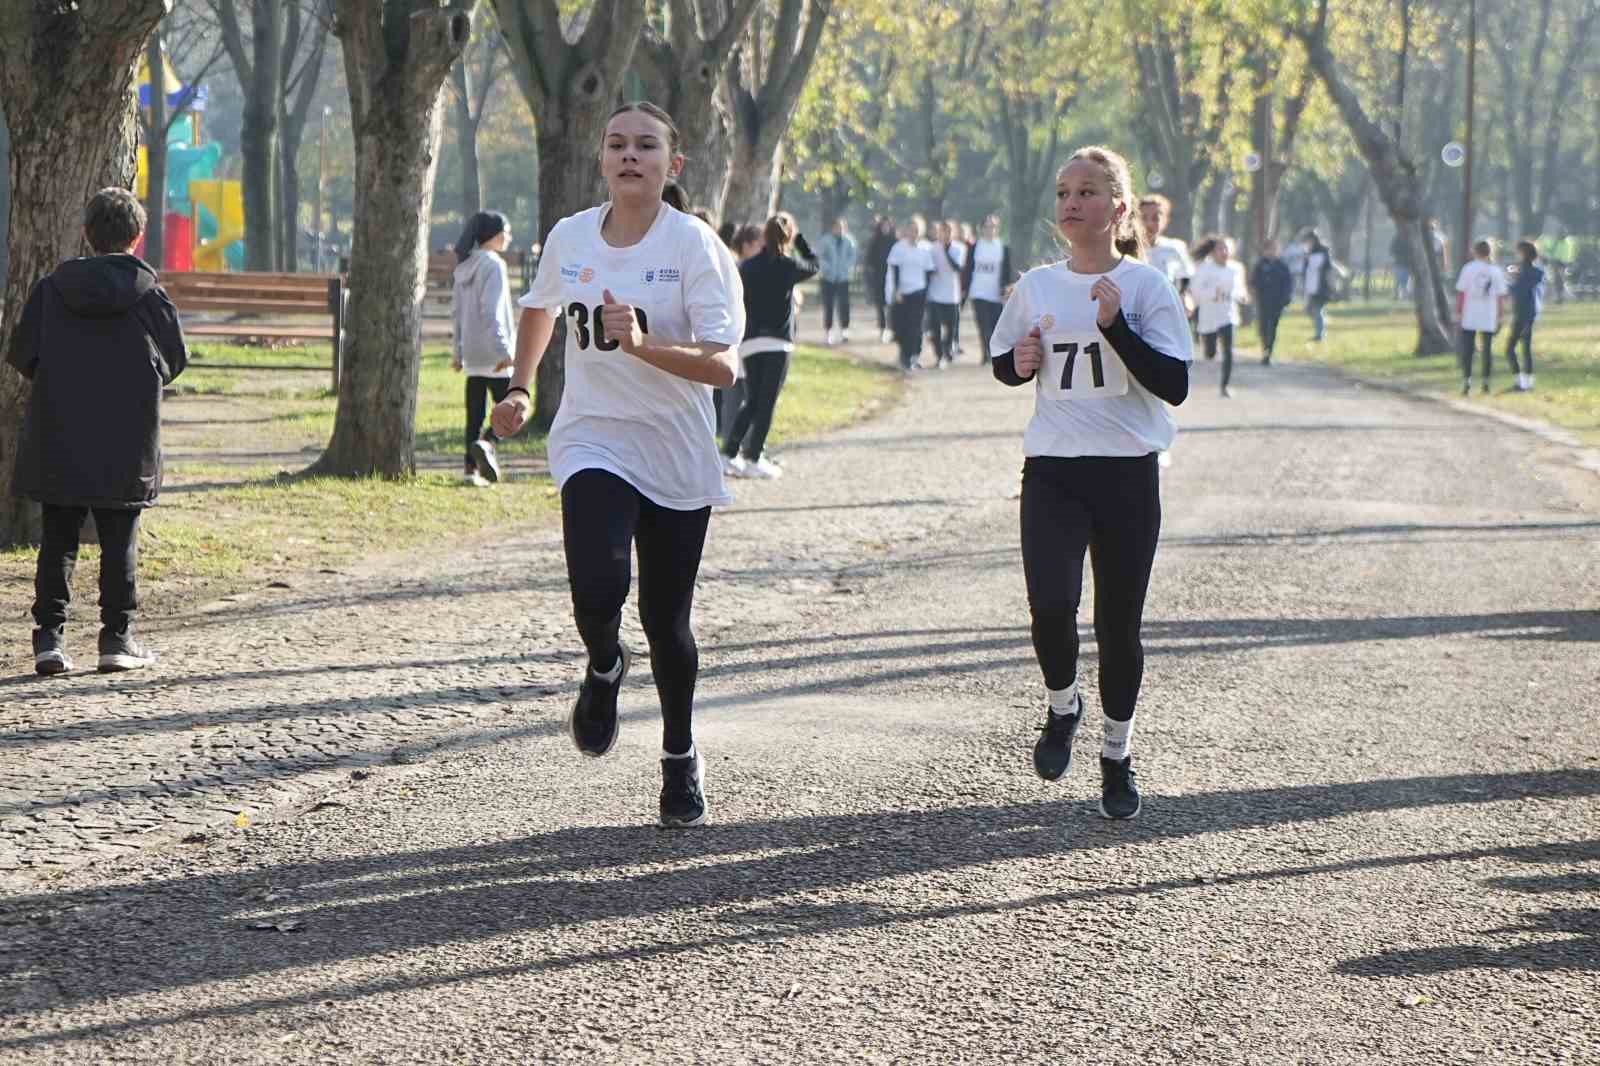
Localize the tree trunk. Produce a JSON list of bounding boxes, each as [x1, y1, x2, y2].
[[279, 115, 304, 270], [0, 100, 9, 288], [722, 133, 784, 228], [0, 3, 167, 546], [314, 1, 474, 477], [240, 0, 284, 272], [144, 32, 168, 271], [450, 60, 483, 217], [529, 129, 602, 428]]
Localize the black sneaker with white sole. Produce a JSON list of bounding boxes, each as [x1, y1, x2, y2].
[[471, 438, 502, 483], [1032, 696, 1083, 781], [97, 628, 156, 673], [32, 628, 72, 676], [568, 645, 628, 757], [1099, 755, 1141, 820], [659, 752, 706, 828]]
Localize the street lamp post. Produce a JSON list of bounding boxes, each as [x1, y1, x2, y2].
[[1458, 0, 1477, 269], [315, 105, 330, 273]]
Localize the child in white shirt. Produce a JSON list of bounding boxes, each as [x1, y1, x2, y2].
[[1190, 235, 1249, 397], [1455, 238, 1509, 395]]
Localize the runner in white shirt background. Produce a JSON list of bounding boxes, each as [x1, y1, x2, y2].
[[492, 101, 745, 829], [926, 220, 966, 368], [1136, 194, 1192, 469], [884, 215, 936, 372], [1190, 234, 1250, 398], [1455, 238, 1510, 395], [964, 214, 1014, 365], [989, 145, 1193, 821]]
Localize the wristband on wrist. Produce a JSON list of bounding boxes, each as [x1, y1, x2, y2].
[[505, 385, 531, 401]]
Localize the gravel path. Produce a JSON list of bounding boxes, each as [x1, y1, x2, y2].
[[2, 340, 1597, 1064]]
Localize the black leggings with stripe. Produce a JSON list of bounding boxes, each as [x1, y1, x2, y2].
[[561, 469, 711, 753], [1020, 454, 1161, 722]]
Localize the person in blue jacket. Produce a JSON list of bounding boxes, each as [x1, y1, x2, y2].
[[1249, 238, 1294, 365]]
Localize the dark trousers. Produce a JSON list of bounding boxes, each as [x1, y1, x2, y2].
[[974, 299, 1003, 363], [928, 300, 959, 362], [868, 276, 887, 331], [1506, 314, 1535, 375], [33, 504, 142, 635], [1202, 324, 1234, 390], [1460, 329, 1495, 383], [821, 280, 851, 332], [723, 350, 790, 462], [892, 292, 927, 368], [1020, 454, 1161, 722], [465, 375, 509, 469], [713, 380, 745, 438], [1258, 303, 1284, 357], [561, 468, 711, 755]]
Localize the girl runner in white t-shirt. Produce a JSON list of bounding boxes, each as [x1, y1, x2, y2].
[[491, 102, 745, 829], [989, 145, 1193, 820], [1190, 234, 1249, 397]]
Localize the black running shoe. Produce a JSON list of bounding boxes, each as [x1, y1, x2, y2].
[[97, 628, 156, 673], [33, 628, 72, 676], [1032, 697, 1083, 781], [568, 646, 628, 757], [471, 437, 502, 483], [1099, 755, 1141, 820], [659, 752, 706, 828]]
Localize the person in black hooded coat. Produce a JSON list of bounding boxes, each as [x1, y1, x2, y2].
[[6, 187, 188, 675]]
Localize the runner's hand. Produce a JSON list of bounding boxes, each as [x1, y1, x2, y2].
[[450, 355, 463, 372], [492, 358, 514, 373], [1091, 277, 1122, 327], [491, 392, 530, 437], [1015, 325, 1043, 376], [600, 289, 644, 354]]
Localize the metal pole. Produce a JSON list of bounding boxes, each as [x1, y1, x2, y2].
[[1363, 185, 1375, 301], [315, 106, 329, 273], [1459, 0, 1476, 268]]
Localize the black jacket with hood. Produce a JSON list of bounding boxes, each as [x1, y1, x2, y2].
[[6, 253, 188, 508], [739, 234, 820, 343]]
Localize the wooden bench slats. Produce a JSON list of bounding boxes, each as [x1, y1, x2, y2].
[[163, 271, 345, 389]]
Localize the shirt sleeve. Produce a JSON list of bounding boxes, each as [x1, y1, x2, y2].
[[684, 226, 744, 347], [4, 280, 46, 379], [482, 256, 515, 362], [1130, 271, 1195, 363], [1176, 244, 1195, 280], [988, 275, 1033, 357], [518, 223, 565, 313], [1455, 265, 1470, 293], [1494, 268, 1510, 296]]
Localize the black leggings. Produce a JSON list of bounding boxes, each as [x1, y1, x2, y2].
[[928, 301, 959, 361], [465, 375, 509, 468], [1258, 304, 1283, 357], [1506, 314, 1534, 375], [1202, 325, 1234, 390], [723, 350, 790, 461], [561, 468, 711, 754], [1460, 330, 1494, 382], [974, 298, 1003, 363], [33, 504, 141, 633], [892, 291, 927, 368], [1020, 454, 1161, 722], [821, 280, 851, 332]]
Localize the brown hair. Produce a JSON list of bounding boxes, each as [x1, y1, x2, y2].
[[1516, 239, 1538, 261], [1474, 238, 1493, 258], [84, 187, 146, 254], [762, 213, 795, 256], [1066, 145, 1147, 258], [733, 223, 763, 254], [1138, 193, 1172, 217], [603, 101, 687, 209]]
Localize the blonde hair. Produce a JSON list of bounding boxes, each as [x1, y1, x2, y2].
[[1065, 145, 1147, 258]]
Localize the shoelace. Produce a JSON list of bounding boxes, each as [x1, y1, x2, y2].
[[662, 760, 699, 801]]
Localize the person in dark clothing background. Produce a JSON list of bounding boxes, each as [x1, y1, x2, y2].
[[1249, 238, 1294, 365], [6, 187, 188, 676], [723, 213, 818, 480], [1506, 239, 1545, 392], [865, 217, 896, 344]]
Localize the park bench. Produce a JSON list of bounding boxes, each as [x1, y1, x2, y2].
[[163, 271, 346, 390]]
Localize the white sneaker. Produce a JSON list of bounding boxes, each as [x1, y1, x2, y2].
[[841, 329, 852, 343], [722, 455, 749, 478], [1157, 451, 1173, 469], [470, 438, 501, 483], [745, 456, 784, 480], [463, 471, 490, 487], [880, 328, 893, 344], [825, 328, 837, 346]]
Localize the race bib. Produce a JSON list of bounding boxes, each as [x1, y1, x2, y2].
[[1041, 328, 1128, 398]]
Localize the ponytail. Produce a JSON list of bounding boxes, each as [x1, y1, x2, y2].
[[662, 180, 689, 212], [454, 210, 508, 263]]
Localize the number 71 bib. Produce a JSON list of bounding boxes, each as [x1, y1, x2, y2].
[[1041, 329, 1129, 398]]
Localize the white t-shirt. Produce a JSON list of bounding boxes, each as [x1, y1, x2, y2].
[[1455, 260, 1509, 332], [969, 238, 1006, 303], [1147, 237, 1194, 290], [885, 239, 935, 300], [928, 241, 965, 304], [1192, 259, 1248, 334], [519, 203, 745, 510], [1304, 251, 1328, 296], [991, 257, 1194, 458]]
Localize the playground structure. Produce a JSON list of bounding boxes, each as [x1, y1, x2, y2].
[[134, 51, 245, 272]]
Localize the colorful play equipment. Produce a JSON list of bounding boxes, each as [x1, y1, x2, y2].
[[134, 49, 246, 272]]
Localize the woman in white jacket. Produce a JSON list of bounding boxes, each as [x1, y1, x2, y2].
[[452, 211, 518, 485]]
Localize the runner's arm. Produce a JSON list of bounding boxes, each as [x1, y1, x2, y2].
[[1101, 310, 1188, 405]]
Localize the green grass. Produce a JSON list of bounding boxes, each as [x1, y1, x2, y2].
[[1, 340, 901, 619], [1273, 302, 1600, 445]]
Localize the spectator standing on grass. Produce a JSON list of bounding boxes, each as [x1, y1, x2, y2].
[[713, 223, 763, 435], [722, 214, 819, 480], [1455, 237, 1509, 396], [7, 187, 188, 676], [1506, 240, 1544, 392], [1301, 228, 1333, 342], [866, 216, 897, 344], [1390, 229, 1413, 301], [1249, 238, 1293, 365], [451, 210, 518, 487], [818, 217, 858, 345]]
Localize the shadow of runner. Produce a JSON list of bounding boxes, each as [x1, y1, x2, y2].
[[1, 770, 1597, 1048]]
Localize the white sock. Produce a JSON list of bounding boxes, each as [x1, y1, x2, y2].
[[663, 743, 697, 761], [1102, 715, 1135, 761], [1047, 680, 1080, 718], [591, 654, 623, 683]]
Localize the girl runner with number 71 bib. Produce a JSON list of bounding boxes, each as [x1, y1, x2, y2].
[[989, 145, 1192, 820], [491, 102, 745, 829]]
